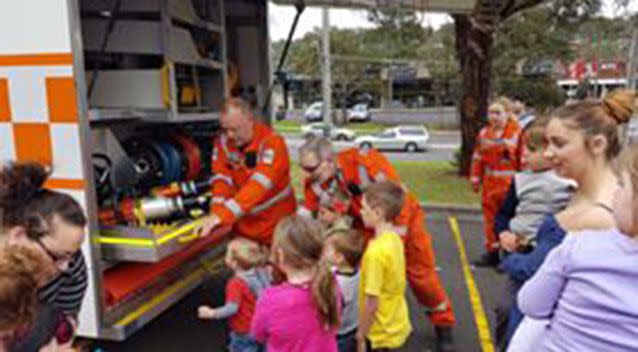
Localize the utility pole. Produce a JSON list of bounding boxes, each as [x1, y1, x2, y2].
[[627, 30, 638, 90], [387, 67, 393, 108], [321, 7, 332, 136]]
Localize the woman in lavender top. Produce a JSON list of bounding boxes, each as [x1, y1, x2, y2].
[[517, 147, 638, 352]]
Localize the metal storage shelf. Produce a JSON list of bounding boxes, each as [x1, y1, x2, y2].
[[83, 0, 223, 33], [99, 220, 201, 263], [170, 16, 222, 33], [83, 19, 223, 70], [89, 109, 220, 123], [81, 0, 227, 123]]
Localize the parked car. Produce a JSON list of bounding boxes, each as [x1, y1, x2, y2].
[[355, 125, 429, 152], [346, 103, 372, 122], [301, 123, 356, 141], [304, 101, 323, 122]]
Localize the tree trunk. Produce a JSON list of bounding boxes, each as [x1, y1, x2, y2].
[[453, 13, 495, 176]]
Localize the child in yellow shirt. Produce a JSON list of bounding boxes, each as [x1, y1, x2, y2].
[[356, 181, 412, 352]]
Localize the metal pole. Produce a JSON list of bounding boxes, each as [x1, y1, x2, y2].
[[322, 7, 332, 136], [388, 67, 393, 108], [627, 30, 638, 90]]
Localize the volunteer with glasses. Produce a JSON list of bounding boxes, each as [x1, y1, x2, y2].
[[297, 138, 457, 352], [0, 162, 87, 350]]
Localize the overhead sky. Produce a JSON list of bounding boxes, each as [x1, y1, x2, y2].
[[268, 0, 638, 41]]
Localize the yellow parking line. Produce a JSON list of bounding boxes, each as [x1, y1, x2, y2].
[[448, 216, 495, 352]]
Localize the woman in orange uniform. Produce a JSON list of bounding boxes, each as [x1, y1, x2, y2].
[[471, 100, 523, 267]]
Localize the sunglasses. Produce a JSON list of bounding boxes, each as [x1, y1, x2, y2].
[[34, 238, 75, 265], [301, 162, 322, 174]]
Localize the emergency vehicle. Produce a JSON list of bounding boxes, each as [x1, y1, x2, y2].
[[0, 0, 474, 341]]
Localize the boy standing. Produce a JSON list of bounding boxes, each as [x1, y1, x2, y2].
[[324, 229, 365, 352], [356, 181, 412, 352]]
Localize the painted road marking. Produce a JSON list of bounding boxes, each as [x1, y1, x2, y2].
[[448, 216, 495, 352]]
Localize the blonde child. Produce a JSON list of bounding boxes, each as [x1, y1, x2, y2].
[[357, 181, 411, 352], [251, 215, 340, 352], [324, 229, 364, 352], [198, 238, 270, 352]]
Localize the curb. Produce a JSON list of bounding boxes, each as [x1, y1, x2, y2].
[[421, 202, 481, 216]]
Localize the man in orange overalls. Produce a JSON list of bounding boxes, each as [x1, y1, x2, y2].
[[298, 138, 456, 352], [195, 98, 296, 245], [470, 101, 523, 267]]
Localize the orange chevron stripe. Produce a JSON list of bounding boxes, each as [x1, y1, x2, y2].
[[45, 178, 85, 190], [0, 53, 73, 66]]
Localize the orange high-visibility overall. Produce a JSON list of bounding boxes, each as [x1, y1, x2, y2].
[[210, 122, 296, 245], [470, 119, 523, 253], [302, 147, 455, 327]]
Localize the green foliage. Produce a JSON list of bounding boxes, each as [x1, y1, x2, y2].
[[271, 1, 635, 113], [498, 77, 567, 112], [493, 7, 576, 84]]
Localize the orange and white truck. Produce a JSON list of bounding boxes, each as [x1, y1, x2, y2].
[[0, 0, 473, 341]]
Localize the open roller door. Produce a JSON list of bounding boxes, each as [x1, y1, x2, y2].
[[271, 0, 476, 13]]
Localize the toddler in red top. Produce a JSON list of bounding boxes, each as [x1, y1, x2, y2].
[[198, 238, 271, 352]]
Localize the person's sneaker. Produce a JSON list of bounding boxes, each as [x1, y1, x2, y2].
[[472, 251, 500, 267], [434, 326, 456, 352]]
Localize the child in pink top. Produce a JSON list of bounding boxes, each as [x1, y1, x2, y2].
[[251, 215, 340, 352]]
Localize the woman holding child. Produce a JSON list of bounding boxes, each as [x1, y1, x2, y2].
[[502, 89, 637, 350]]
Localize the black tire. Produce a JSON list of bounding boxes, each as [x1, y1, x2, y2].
[[405, 142, 418, 153], [360, 142, 373, 150], [336, 134, 348, 141]]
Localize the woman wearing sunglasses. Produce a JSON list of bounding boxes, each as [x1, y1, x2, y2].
[[0, 162, 87, 351]]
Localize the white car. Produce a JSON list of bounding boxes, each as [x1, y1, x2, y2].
[[301, 123, 356, 141], [347, 103, 371, 122], [355, 125, 429, 152], [304, 101, 324, 122]]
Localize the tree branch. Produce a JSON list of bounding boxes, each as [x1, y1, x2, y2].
[[499, 0, 518, 18], [501, 0, 547, 20]]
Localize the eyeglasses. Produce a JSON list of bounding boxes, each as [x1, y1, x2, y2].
[[33, 238, 74, 265]]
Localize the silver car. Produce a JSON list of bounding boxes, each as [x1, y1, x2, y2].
[[355, 125, 429, 152], [301, 123, 356, 141]]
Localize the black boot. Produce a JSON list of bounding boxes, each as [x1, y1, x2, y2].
[[435, 326, 456, 352], [473, 251, 500, 267]]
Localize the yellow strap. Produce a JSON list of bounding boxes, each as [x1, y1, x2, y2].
[[98, 219, 206, 248], [97, 237, 154, 247], [160, 62, 172, 108]]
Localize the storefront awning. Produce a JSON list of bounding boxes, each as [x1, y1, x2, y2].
[[271, 0, 476, 14]]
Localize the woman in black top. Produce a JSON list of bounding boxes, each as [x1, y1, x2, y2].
[[0, 162, 88, 350]]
